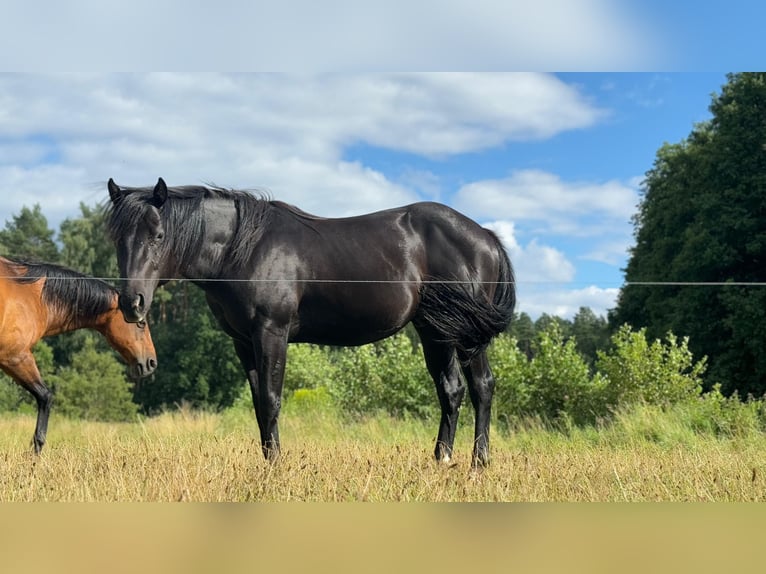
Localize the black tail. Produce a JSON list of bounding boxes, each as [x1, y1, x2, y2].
[[418, 230, 515, 359]]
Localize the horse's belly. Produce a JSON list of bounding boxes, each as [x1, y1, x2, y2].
[[292, 297, 415, 346]]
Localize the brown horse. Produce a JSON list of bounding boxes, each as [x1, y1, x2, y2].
[[0, 256, 157, 453]]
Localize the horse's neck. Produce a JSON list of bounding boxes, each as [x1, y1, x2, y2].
[[188, 198, 240, 279], [43, 311, 97, 337], [42, 299, 114, 338]]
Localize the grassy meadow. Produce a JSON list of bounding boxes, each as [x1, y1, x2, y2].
[[2, 402, 766, 502]]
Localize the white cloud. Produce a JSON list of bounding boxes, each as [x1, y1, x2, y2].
[[484, 220, 575, 284], [454, 169, 640, 236], [0, 73, 605, 229], [520, 285, 620, 319], [581, 238, 633, 266], [0, 73, 629, 319], [481, 220, 616, 318]]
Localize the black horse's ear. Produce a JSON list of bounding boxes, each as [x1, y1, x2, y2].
[[153, 177, 168, 207], [108, 178, 123, 204]]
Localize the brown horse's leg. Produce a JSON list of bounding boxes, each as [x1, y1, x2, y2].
[[2, 352, 54, 454], [418, 332, 465, 463], [460, 350, 495, 468]]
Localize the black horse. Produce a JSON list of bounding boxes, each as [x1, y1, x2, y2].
[[106, 178, 514, 467]]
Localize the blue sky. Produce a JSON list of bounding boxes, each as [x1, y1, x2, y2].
[[0, 73, 731, 319]]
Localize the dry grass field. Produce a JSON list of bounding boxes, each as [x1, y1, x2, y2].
[[1, 405, 766, 502]]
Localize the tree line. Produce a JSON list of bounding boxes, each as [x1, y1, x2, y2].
[[612, 72, 766, 398], [0, 201, 609, 418], [2, 72, 765, 424]]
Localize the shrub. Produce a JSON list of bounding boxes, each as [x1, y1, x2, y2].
[[489, 333, 532, 426], [328, 333, 435, 419], [596, 325, 706, 409], [491, 324, 608, 428], [0, 341, 55, 413], [283, 344, 337, 395], [682, 384, 765, 438], [48, 336, 138, 422]]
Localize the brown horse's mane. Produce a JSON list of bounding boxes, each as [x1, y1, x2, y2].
[[2, 256, 115, 326]]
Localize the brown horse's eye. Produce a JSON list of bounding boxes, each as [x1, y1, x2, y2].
[[137, 320, 147, 329]]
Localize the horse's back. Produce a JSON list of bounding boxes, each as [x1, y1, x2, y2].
[[0, 258, 47, 357]]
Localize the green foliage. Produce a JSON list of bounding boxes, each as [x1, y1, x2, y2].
[[524, 323, 608, 426], [571, 306, 610, 367], [58, 203, 118, 280], [596, 325, 706, 408], [682, 385, 765, 438], [283, 344, 337, 395], [0, 341, 55, 413], [136, 286, 244, 413], [507, 311, 535, 357], [488, 333, 531, 424], [491, 324, 607, 428], [285, 387, 336, 418], [614, 73, 766, 397], [0, 204, 59, 262], [48, 337, 138, 422], [328, 333, 435, 419]]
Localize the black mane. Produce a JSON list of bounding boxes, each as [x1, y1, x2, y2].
[[8, 257, 116, 326], [105, 184, 279, 274]]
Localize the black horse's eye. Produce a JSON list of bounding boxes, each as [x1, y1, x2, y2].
[[156, 232, 164, 241]]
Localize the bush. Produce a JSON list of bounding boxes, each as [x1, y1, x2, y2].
[[682, 384, 765, 437], [283, 344, 337, 395], [488, 334, 531, 426], [491, 324, 608, 428], [596, 325, 706, 409], [328, 333, 435, 419], [48, 336, 138, 422], [0, 341, 55, 413]]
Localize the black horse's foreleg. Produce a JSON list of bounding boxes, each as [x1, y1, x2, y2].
[[419, 334, 465, 463], [231, 338, 262, 430], [461, 350, 496, 468], [254, 324, 288, 462]]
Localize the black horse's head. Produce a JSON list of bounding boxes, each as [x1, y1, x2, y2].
[[107, 177, 170, 323]]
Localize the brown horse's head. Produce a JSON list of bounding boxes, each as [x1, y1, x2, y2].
[[100, 306, 157, 379]]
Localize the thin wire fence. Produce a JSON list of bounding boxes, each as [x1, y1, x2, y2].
[[3, 275, 766, 287]]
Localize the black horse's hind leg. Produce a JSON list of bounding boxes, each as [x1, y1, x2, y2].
[[254, 322, 288, 462], [460, 350, 496, 468], [419, 333, 465, 463]]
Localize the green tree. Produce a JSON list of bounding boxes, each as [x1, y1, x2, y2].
[[58, 203, 118, 280], [571, 307, 610, 367], [612, 73, 766, 396], [328, 333, 434, 419], [48, 337, 138, 421], [135, 284, 244, 413], [0, 341, 55, 412], [596, 325, 706, 408], [0, 204, 59, 261], [508, 311, 535, 358], [534, 313, 572, 340]]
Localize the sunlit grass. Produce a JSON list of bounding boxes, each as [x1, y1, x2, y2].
[[1, 405, 765, 501]]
